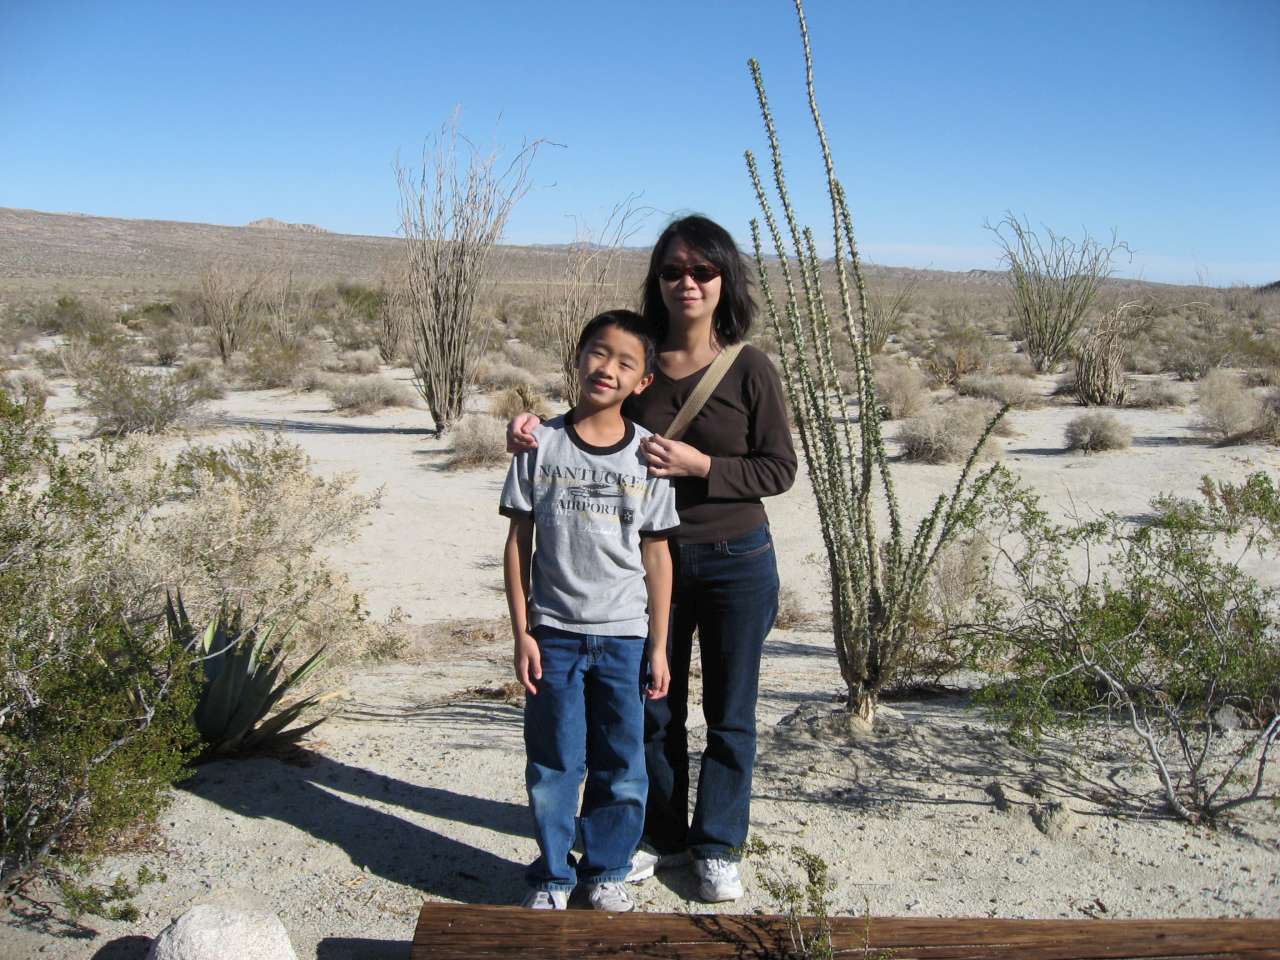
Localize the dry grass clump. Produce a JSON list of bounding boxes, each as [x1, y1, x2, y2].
[[1125, 378, 1183, 409], [774, 584, 818, 630], [872, 356, 930, 420], [447, 414, 508, 469], [1195, 369, 1262, 442], [898, 399, 1002, 463], [489, 384, 552, 421], [918, 315, 1002, 386], [1064, 412, 1132, 452], [475, 356, 537, 391], [334, 349, 382, 375], [956, 373, 1040, 408], [326, 374, 416, 415], [173, 357, 227, 400], [2, 368, 55, 404]]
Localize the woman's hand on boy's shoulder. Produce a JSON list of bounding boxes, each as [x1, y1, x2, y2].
[[641, 435, 711, 479], [506, 413, 541, 453]]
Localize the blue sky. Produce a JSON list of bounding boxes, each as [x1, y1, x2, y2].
[[2, 1, 1277, 285]]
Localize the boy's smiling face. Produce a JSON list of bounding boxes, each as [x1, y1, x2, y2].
[[575, 323, 653, 411]]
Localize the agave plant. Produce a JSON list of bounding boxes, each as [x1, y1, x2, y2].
[[165, 591, 336, 758]]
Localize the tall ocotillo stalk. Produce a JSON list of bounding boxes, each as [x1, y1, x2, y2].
[[746, 0, 1007, 723]]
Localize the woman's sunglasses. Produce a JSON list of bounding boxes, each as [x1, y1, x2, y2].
[[657, 264, 722, 283]]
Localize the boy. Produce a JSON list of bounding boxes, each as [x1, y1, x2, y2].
[[500, 309, 679, 912]]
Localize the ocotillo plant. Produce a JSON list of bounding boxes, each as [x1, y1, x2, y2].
[[745, 0, 1006, 723]]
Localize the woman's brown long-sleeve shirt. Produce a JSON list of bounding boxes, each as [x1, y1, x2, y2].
[[623, 344, 797, 544]]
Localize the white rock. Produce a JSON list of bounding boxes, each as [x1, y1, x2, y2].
[[146, 903, 298, 960]]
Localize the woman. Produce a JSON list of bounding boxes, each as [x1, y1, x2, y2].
[[509, 215, 796, 903]]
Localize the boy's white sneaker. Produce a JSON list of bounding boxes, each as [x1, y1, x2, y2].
[[521, 888, 568, 909], [694, 858, 743, 903], [626, 846, 691, 883], [587, 881, 635, 912]]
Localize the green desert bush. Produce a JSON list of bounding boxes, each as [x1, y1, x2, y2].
[[773, 584, 818, 631], [447, 414, 508, 469], [899, 400, 1002, 463], [71, 346, 212, 437], [969, 471, 1280, 824], [241, 335, 319, 389], [489, 384, 552, 421], [326, 374, 416, 415], [872, 356, 930, 420], [1064, 411, 1132, 452], [956, 373, 1040, 408], [1195, 369, 1262, 442], [0, 392, 196, 892]]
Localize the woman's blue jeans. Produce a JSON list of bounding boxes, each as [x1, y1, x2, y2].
[[523, 626, 647, 892], [643, 524, 779, 861]]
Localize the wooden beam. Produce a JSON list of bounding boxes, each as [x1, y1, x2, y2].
[[414, 903, 1280, 959]]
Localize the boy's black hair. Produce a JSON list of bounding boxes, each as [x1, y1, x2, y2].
[[575, 309, 658, 374], [640, 215, 756, 345]]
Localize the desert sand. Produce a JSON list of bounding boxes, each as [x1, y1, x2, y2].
[[4, 368, 1279, 960]]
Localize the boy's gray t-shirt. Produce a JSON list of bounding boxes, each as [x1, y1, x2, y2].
[[500, 413, 680, 637]]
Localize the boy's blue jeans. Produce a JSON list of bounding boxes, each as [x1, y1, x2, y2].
[[523, 625, 647, 893], [643, 523, 779, 861]]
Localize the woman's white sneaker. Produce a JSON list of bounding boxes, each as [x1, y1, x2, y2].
[[587, 881, 635, 911], [521, 888, 568, 909], [694, 858, 743, 902]]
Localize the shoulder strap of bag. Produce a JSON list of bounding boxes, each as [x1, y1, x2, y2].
[[663, 342, 745, 441]]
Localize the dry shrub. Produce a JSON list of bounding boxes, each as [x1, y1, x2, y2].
[[2, 368, 55, 404], [872, 356, 930, 420], [920, 315, 1000, 386], [1258, 389, 1280, 444], [894, 536, 989, 689], [1195, 369, 1261, 442], [956, 373, 1040, 408], [126, 432, 390, 684], [326, 374, 417, 415], [239, 336, 319, 389], [1064, 411, 1132, 452], [899, 400, 1002, 463], [334, 349, 382, 375], [489, 384, 552, 421], [475, 356, 537, 391], [447, 414, 508, 469], [774, 584, 818, 630], [291, 366, 329, 392], [1125, 378, 1183, 409]]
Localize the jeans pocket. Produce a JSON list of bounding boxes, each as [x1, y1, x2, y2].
[[722, 525, 773, 558]]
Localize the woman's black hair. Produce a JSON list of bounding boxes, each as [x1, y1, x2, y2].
[[575, 309, 658, 374], [641, 215, 755, 346]]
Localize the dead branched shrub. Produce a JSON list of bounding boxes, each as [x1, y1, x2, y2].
[[894, 536, 990, 689], [1195, 369, 1262, 442], [1064, 411, 1132, 452], [447, 414, 508, 469], [865, 275, 919, 354], [489, 384, 552, 421], [326, 374, 417, 415], [956, 373, 1040, 408], [872, 356, 930, 420], [1074, 300, 1152, 406], [899, 400, 1002, 463]]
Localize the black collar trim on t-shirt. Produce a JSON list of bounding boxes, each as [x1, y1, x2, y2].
[[565, 409, 635, 456]]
